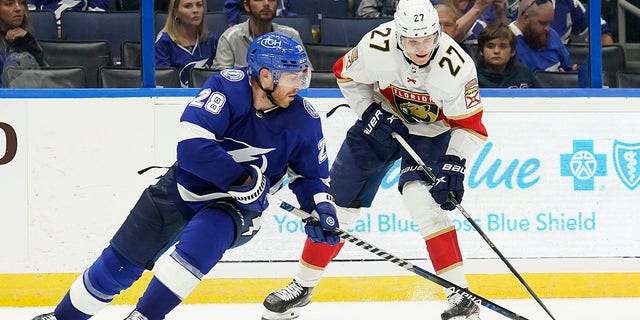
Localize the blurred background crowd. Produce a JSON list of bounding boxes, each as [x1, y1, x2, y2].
[[1, 0, 639, 88]]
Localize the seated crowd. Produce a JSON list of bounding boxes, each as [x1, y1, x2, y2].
[[1, 0, 638, 88]]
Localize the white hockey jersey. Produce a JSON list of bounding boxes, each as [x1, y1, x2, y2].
[[333, 21, 488, 160]]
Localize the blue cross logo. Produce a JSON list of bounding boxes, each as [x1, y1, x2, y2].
[[560, 140, 607, 190]]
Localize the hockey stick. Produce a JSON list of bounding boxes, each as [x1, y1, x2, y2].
[[391, 132, 557, 320], [269, 195, 530, 320]]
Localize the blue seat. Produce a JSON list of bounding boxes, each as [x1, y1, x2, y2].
[[61, 11, 140, 62], [289, 0, 350, 25], [319, 17, 391, 46], [155, 12, 227, 38], [28, 10, 58, 40], [273, 16, 315, 43], [207, 0, 226, 11]]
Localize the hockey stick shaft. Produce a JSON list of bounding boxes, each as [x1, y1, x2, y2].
[[269, 195, 529, 320], [391, 132, 556, 320]]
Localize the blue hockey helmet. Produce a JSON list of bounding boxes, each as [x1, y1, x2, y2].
[[247, 32, 311, 89]]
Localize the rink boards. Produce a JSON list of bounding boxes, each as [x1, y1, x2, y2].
[[1, 89, 639, 305]]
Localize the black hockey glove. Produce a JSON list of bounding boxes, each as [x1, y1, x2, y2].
[[304, 193, 340, 246], [361, 102, 409, 143], [429, 155, 466, 211], [228, 164, 270, 212]]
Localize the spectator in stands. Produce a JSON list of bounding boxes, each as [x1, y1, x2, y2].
[[356, 0, 398, 17], [476, 22, 539, 87], [27, 0, 107, 26], [155, 0, 218, 87], [1, 0, 46, 87], [505, 0, 613, 45], [223, 0, 294, 26], [436, 0, 508, 44], [509, 0, 576, 72], [435, 3, 460, 39], [212, 0, 307, 70]]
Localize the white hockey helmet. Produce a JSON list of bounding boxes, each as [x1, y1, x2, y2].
[[394, 0, 441, 55]]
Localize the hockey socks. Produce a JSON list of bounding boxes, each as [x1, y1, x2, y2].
[[425, 226, 468, 288], [425, 226, 463, 273], [136, 277, 182, 320], [54, 246, 145, 320], [296, 238, 344, 287], [300, 237, 344, 267]]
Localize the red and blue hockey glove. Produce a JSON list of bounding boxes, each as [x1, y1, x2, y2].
[[304, 193, 340, 245], [228, 164, 270, 212], [429, 155, 466, 211], [361, 102, 409, 143]]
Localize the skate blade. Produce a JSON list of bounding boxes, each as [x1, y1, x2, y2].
[[447, 314, 481, 320], [261, 307, 303, 320]]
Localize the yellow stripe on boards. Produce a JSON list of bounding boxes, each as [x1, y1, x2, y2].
[[2, 273, 639, 306]]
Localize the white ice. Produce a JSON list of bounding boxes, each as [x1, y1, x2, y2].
[[3, 298, 638, 320]]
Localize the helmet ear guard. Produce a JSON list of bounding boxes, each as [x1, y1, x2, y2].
[[246, 32, 311, 89]]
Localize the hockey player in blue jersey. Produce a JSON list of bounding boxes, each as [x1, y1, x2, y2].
[[31, 32, 339, 320]]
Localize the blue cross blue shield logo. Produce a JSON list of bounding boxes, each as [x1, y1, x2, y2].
[[613, 140, 640, 190], [560, 140, 607, 190]]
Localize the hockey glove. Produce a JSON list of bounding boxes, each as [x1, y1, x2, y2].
[[429, 155, 466, 211], [228, 164, 270, 212], [361, 102, 409, 143], [304, 193, 340, 245]]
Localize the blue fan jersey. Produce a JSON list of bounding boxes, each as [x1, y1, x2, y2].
[[552, 0, 611, 44], [155, 32, 218, 88], [27, 0, 108, 22], [176, 67, 330, 215]]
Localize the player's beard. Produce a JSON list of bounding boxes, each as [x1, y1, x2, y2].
[[524, 27, 549, 49], [268, 86, 297, 108]]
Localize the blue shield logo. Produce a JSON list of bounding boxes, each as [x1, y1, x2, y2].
[[613, 140, 640, 190]]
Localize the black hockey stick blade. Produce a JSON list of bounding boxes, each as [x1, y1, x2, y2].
[[270, 195, 530, 320], [391, 132, 557, 320]]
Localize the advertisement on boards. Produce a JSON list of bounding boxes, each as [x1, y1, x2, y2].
[[1, 97, 639, 271], [222, 100, 640, 262]]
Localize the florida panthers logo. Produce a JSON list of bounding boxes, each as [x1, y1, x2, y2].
[[380, 85, 441, 123]]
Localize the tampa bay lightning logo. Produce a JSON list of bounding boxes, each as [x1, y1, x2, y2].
[[221, 69, 245, 82], [303, 99, 319, 118], [613, 140, 640, 190], [224, 137, 275, 172]]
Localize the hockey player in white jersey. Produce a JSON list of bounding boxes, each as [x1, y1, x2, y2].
[[262, 0, 488, 319]]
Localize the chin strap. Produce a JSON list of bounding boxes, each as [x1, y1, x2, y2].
[[254, 76, 280, 108]]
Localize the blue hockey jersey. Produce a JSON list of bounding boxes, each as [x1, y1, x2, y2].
[[552, 0, 611, 44], [155, 32, 218, 88], [509, 22, 574, 72], [27, 0, 108, 23], [175, 68, 330, 215]]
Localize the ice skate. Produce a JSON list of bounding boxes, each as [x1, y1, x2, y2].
[[441, 292, 481, 320], [261, 279, 313, 320], [124, 309, 148, 320], [32, 313, 56, 320]]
